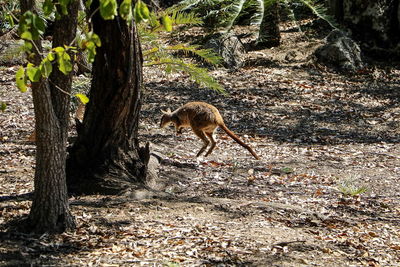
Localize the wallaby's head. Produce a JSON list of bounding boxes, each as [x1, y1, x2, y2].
[[160, 108, 172, 128]]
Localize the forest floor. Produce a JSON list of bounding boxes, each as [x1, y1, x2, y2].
[[1, 21, 400, 266]]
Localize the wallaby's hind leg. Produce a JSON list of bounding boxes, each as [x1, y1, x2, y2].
[[204, 132, 216, 157], [193, 129, 210, 157]]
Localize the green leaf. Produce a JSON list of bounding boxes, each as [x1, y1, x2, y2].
[[0, 102, 7, 112], [16, 67, 28, 93], [89, 32, 101, 47], [53, 46, 65, 53], [26, 63, 42, 82], [119, 0, 133, 21], [6, 14, 14, 27], [134, 1, 143, 23], [18, 11, 45, 40], [100, 0, 118, 20], [75, 93, 89, 104], [32, 15, 46, 33], [21, 31, 33, 41], [43, 0, 55, 16], [161, 15, 173, 32], [40, 59, 53, 77], [57, 51, 73, 75], [47, 52, 55, 61], [86, 42, 97, 63], [139, 1, 150, 19]]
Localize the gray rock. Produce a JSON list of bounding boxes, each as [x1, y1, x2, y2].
[[205, 32, 246, 70], [314, 30, 363, 72]]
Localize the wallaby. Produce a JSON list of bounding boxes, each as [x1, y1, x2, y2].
[[160, 102, 260, 160]]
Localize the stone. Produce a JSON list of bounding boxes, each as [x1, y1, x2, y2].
[[205, 32, 246, 70], [314, 30, 363, 72]]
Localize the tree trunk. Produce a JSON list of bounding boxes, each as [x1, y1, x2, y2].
[[66, 0, 149, 195], [20, 0, 78, 233], [256, 1, 281, 48], [328, 0, 400, 55], [327, 0, 344, 23]]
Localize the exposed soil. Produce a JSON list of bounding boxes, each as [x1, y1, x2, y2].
[[1, 21, 400, 266]]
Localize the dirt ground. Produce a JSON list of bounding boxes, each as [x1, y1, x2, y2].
[[1, 22, 400, 266]]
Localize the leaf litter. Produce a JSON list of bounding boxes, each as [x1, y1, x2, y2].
[[1, 21, 400, 266]]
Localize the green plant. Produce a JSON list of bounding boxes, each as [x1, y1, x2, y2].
[[337, 178, 368, 197], [164, 262, 180, 267], [0, 102, 6, 111], [176, 0, 338, 39], [13, 0, 224, 102], [138, 7, 224, 93]]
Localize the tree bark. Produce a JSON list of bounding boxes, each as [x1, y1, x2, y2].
[[256, 1, 281, 48], [327, 0, 344, 23], [20, 0, 79, 233], [328, 0, 400, 55], [66, 0, 149, 195]]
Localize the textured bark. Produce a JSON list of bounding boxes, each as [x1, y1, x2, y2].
[[67, 0, 149, 195], [257, 1, 281, 48], [327, 0, 344, 23], [328, 0, 400, 54], [20, 0, 78, 233]]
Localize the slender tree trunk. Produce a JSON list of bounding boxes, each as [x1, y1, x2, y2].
[[20, 0, 78, 233], [257, 1, 281, 48], [67, 0, 149, 195]]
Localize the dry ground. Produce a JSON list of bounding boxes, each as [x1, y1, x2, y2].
[[1, 22, 400, 266]]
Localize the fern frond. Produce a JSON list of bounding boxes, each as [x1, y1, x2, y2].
[[248, 0, 264, 25], [137, 1, 224, 94], [170, 11, 203, 26], [171, 0, 222, 12], [297, 0, 338, 29], [166, 44, 222, 65], [144, 58, 225, 93]]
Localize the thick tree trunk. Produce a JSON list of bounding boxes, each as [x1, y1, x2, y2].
[[256, 1, 281, 48], [327, 0, 344, 23], [66, 0, 149, 195], [20, 0, 79, 233], [328, 0, 400, 55]]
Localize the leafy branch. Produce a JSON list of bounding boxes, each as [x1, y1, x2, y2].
[[15, 0, 224, 101], [138, 5, 224, 92], [145, 58, 224, 93]]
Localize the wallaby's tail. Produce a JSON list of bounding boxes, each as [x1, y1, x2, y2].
[[219, 124, 260, 160]]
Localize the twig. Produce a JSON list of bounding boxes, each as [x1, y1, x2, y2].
[[274, 240, 306, 247]]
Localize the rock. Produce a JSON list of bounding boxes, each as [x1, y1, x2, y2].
[[205, 32, 246, 70], [314, 30, 363, 72]]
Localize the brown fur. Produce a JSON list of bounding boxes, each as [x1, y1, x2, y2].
[[160, 102, 260, 160]]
